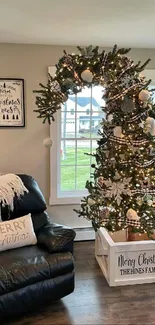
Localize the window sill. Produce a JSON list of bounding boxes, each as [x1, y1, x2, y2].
[[49, 195, 85, 206]]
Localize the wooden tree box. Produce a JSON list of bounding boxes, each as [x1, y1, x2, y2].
[[95, 228, 155, 286]]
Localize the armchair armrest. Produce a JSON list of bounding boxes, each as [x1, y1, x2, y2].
[[36, 223, 76, 253]]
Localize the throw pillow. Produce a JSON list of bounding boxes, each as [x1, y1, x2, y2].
[[0, 214, 37, 252]]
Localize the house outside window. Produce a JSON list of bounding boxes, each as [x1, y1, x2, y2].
[[70, 108, 74, 115]]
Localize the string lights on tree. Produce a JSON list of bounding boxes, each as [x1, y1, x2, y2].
[[34, 44, 155, 238]]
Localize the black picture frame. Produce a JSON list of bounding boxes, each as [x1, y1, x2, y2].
[[0, 78, 25, 127]]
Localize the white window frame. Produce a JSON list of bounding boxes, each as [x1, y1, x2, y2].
[[49, 66, 100, 205], [49, 67, 155, 205]]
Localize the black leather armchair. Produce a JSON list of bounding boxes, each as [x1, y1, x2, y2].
[[0, 175, 76, 322]]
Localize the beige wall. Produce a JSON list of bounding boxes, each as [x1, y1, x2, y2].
[[0, 43, 155, 227]]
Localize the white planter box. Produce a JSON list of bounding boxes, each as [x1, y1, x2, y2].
[[95, 227, 155, 286]]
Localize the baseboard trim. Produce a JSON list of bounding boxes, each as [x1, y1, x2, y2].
[[73, 227, 95, 241]]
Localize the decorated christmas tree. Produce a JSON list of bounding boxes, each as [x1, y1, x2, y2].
[[34, 45, 155, 238]]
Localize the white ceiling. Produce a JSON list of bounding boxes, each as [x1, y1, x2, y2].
[[0, 0, 155, 48]]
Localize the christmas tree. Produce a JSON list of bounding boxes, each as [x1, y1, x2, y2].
[[33, 45, 155, 238], [75, 50, 155, 238]]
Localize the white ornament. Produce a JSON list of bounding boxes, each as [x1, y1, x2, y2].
[[113, 126, 124, 138], [104, 177, 132, 205], [107, 114, 113, 122], [43, 137, 53, 148], [145, 117, 155, 136], [147, 199, 153, 206], [139, 89, 150, 102], [81, 69, 93, 83], [87, 198, 96, 206], [126, 208, 140, 221]]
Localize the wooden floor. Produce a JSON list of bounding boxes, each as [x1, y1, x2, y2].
[[4, 241, 155, 325]]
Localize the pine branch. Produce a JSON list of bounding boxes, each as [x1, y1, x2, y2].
[[117, 48, 131, 55], [138, 58, 151, 71]]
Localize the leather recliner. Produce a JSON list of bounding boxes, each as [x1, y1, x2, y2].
[[0, 174, 76, 322]]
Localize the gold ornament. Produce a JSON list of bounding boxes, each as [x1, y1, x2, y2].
[[126, 208, 140, 221], [87, 198, 96, 206], [113, 126, 124, 138]]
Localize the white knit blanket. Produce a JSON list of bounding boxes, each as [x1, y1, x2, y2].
[[0, 174, 28, 211]]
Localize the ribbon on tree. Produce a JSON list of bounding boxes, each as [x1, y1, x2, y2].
[[135, 158, 155, 168], [132, 139, 149, 146], [131, 189, 155, 195], [109, 136, 149, 146], [109, 136, 127, 144], [107, 81, 146, 102], [121, 158, 155, 167], [127, 112, 148, 123]]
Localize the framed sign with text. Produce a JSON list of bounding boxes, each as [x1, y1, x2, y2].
[[0, 78, 25, 127]]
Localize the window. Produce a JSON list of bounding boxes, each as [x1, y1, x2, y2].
[[60, 87, 104, 195], [49, 66, 104, 204], [49, 67, 155, 205]]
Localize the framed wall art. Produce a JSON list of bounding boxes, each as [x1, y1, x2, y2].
[[0, 78, 25, 127]]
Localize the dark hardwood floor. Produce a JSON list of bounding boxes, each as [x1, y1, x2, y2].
[[4, 241, 155, 325]]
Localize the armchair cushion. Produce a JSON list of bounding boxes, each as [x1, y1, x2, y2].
[[0, 174, 75, 321], [36, 223, 76, 253], [0, 249, 73, 296]]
